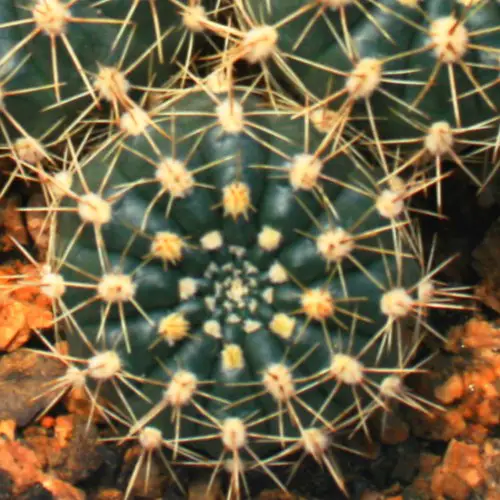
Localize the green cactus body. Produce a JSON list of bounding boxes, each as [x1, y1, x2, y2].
[[50, 85, 427, 487], [0, 0, 209, 150], [0, 0, 123, 141], [97, 0, 214, 70], [238, 0, 499, 142]]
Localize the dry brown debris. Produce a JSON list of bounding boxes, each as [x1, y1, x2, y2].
[[0, 419, 16, 441], [431, 439, 485, 499], [377, 411, 410, 445], [0, 197, 29, 252], [0, 439, 44, 494], [433, 319, 500, 442], [64, 384, 108, 423], [402, 438, 500, 500], [188, 477, 223, 500], [447, 318, 500, 353], [483, 439, 500, 499], [122, 444, 170, 499], [40, 476, 86, 500], [10, 413, 104, 498], [0, 437, 85, 498], [369, 438, 500, 500], [23, 414, 103, 483], [386, 316, 500, 499], [257, 492, 307, 500], [405, 318, 499, 443], [475, 216, 500, 313], [94, 489, 124, 500], [26, 192, 51, 260]]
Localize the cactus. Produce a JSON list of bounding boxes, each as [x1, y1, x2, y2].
[[228, 0, 499, 138], [0, 1, 122, 141], [33, 80, 460, 496], [97, 0, 215, 67], [197, 0, 500, 207], [0, 1, 215, 155], [0, 0, 223, 214], [0, 1, 486, 498]]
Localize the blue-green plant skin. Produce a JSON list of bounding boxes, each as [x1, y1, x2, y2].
[[242, 0, 500, 142], [0, 1, 118, 138], [54, 87, 421, 461], [0, 0, 209, 142], [97, 0, 214, 64]]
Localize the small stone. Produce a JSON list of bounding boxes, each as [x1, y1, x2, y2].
[[380, 412, 410, 445], [258, 491, 305, 499], [15, 483, 53, 500], [431, 439, 486, 500], [474, 219, 500, 314], [26, 193, 50, 260], [468, 424, 489, 444], [484, 439, 500, 497], [0, 350, 66, 425], [23, 430, 52, 470], [40, 477, 85, 500], [24, 415, 102, 486], [434, 373, 464, 404], [0, 469, 13, 499], [95, 488, 123, 500], [64, 385, 105, 422], [0, 300, 31, 351], [122, 445, 167, 498], [442, 410, 467, 439], [53, 416, 102, 484], [40, 416, 55, 429], [418, 453, 441, 475], [447, 319, 500, 352], [0, 420, 16, 440], [54, 415, 74, 447], [0, 440, 43, 494], [188, 476, 223, 500], [0, 197, 29, 252], [0, 262, 53, 351], [431, 467, 471, 500]]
